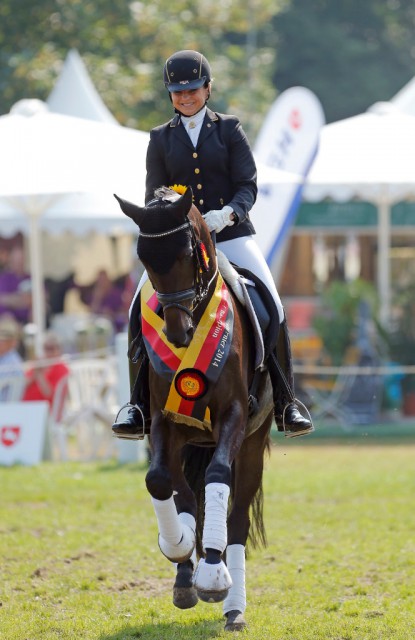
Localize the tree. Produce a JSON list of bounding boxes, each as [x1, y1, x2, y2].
[[269, 0, 415, 122], [0, 0, 282, 139]]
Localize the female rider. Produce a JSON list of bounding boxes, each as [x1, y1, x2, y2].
[[112, 49, 313, 438]]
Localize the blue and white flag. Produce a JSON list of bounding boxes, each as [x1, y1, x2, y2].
[[252, 87, 325, 273]]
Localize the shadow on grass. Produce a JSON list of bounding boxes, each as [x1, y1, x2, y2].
[[99, 619, 223, 639]]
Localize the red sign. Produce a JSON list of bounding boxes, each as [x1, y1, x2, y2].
[[1, 426, 21, 447], [289, 108, 302, 130]]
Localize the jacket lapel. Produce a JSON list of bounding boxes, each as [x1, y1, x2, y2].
[[197, 109, 219, 148], [169, 113, 194, 150], [169, 109, 219, 150]]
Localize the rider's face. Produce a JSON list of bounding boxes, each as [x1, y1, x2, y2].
[[170, 86, 209, 116]]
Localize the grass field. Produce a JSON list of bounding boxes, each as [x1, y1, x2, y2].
[[1, 441, 415, 639]]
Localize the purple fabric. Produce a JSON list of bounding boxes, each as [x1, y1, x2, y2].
[[0, 272, 31, 323]]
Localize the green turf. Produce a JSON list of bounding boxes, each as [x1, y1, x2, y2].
[[1, 444, 414, 639], [273, 418, 415, 444]]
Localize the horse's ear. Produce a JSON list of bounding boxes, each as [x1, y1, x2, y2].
[[170, 186, 193, 220], [113, 194, 145, 227], [183, 186, 193, 217]]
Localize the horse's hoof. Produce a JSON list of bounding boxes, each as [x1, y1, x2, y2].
[[193, 558, 232, 603], [198, 589, 227, 603], [173, 586, 199, 609], [224, 610, 247, 632]]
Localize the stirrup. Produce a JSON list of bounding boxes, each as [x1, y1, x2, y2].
[[279, 399, 315, 439], [112, 402, 148, 441]]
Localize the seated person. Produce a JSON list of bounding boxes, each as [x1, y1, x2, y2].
[[81, 269, 127, 333], [0, 246, 32, 325], [23, 332, 69, 420]]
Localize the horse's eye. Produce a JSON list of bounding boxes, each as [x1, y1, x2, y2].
[[181, 246, 193, 260]]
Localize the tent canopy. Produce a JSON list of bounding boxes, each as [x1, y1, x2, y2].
[[302, 107, 415, 326], [390, 76, 415, 116], [47, 49, 118, 124], [303, 106, 415, 203], [0, 100, 149, 202], [0, 100, 150, 339]]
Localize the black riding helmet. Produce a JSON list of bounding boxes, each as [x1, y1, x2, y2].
[[163, 50, 212, 92]]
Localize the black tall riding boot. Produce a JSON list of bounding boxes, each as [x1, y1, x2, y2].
[[268, 318, 314, 438], [112, 326, 151, 440]]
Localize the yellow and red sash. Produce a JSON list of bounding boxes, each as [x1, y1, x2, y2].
[[141, 273, 234, 430]]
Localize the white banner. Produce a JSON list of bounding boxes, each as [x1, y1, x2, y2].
[[252, 87, 325, 270], [0, 401, 49, 466]]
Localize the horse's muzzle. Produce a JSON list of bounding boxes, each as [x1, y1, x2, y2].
[[163, 325, 194, 348], [163, 307, 194, 348]]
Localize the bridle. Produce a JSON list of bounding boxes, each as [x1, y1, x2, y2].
[[139, 219, 218, 319]]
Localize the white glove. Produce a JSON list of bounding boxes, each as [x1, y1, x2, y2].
[[203, 206, 235, 233]]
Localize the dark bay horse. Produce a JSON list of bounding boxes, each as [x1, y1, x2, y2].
[[115, 186, 274, 632]]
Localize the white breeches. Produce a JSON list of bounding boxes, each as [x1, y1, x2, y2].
[[218, 236, 284, 323], [129, 270, 148, 316]]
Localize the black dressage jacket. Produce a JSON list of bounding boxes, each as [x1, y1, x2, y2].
[[145, 108, 257, 242]]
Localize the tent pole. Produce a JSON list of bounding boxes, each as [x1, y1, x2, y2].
[[377, 195, 391, 328], [28, 207, 46, 355]]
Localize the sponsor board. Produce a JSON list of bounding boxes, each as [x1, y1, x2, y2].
[[0, 402, 49, 466]]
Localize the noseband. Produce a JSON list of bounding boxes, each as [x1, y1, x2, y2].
[[139, 219, 218, 318]]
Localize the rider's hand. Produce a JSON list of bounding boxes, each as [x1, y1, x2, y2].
[[203, 206, 235, 233]]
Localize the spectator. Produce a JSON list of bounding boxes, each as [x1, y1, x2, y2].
[[83, 269, 126, 333], [0, 246, 32, 325], [23, 331, 69, 420], [0, 316, 25, 401]]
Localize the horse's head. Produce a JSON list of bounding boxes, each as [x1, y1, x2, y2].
[[114, 186, 217, 348]]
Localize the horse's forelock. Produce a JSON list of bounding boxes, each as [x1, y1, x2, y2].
[[153, 186, 181, 203]]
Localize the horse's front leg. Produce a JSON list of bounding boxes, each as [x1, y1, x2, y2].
[[145, 412, 196, 564], [223, 411, 273, 631], [193, 400, 246, 603]]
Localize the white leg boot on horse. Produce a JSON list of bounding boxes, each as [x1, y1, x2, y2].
[[193, 483, 233, 603], [151, 497, 196, 563], [223, 544, 247, 631]]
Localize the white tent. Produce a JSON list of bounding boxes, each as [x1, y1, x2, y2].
[[390, 76, 415, 116], [47, 49, 118, 124], [303, 105, 415, 324], [0, 100, 149, 345]]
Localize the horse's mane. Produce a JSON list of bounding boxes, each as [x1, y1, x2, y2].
[[152, 186, 182, 203]]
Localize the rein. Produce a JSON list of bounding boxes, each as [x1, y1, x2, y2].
[[139, 219, 218, 317]]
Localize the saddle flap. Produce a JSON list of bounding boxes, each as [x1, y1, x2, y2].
[[216, 251, 279, 370], [237, 276, 265, 370]]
